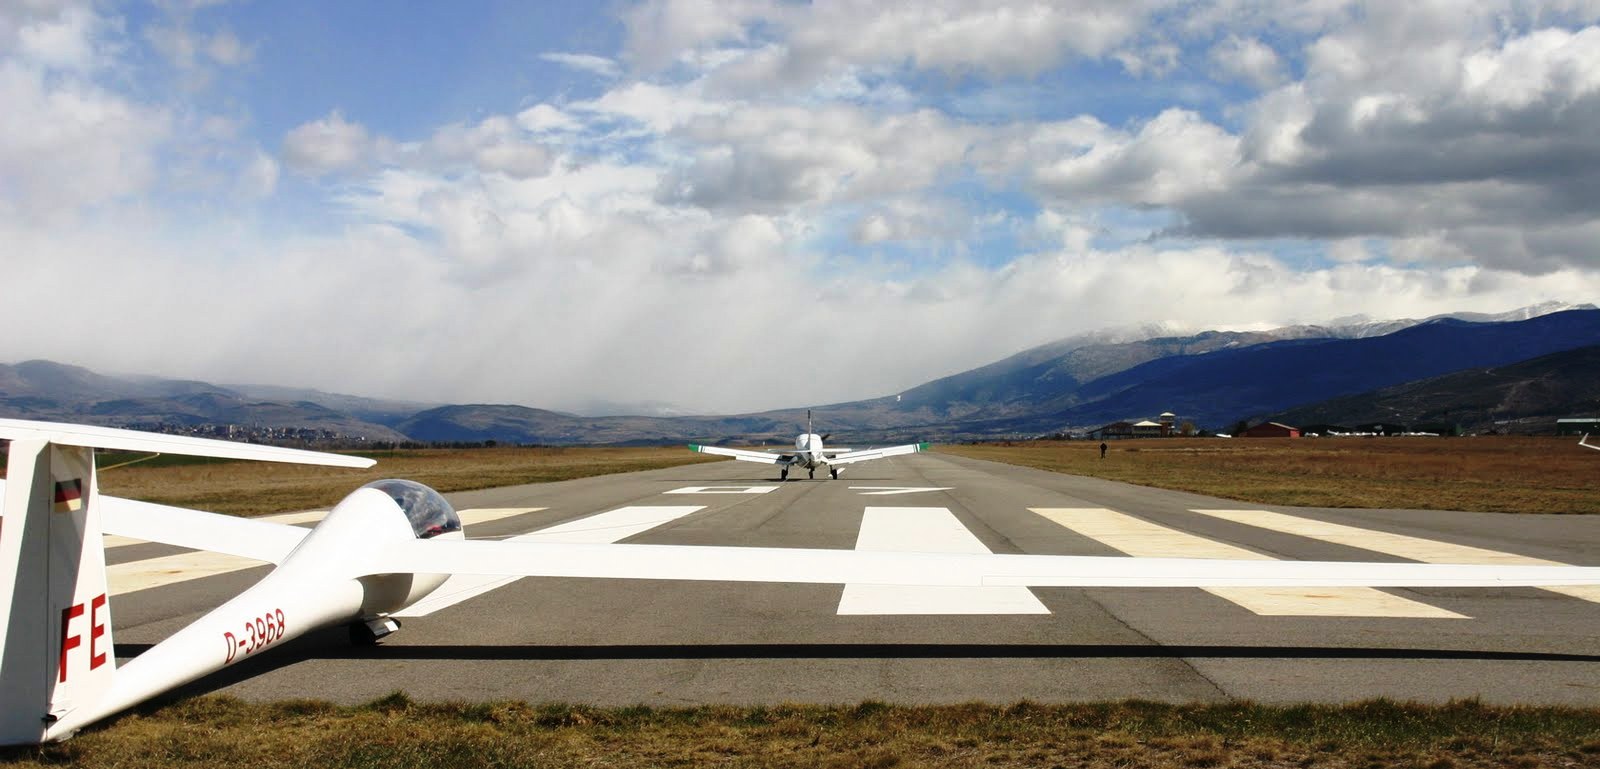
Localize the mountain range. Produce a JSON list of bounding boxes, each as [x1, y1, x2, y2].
[[1, 303, 1595, 445]]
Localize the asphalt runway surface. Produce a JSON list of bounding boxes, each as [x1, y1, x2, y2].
[[107, 451, 1600, 707]]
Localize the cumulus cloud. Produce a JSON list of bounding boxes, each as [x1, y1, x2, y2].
[[1027, 109, 1242, 206], [424, 116, 554, 179], [282, 111, 381, 175], [0, 54, 171, 216], [620, 0, 772, 70], [1210, 34, 1285, 88], [658, 105, 974, 211], [13, 4, 106, 71], [624, 0, 1167, 83]]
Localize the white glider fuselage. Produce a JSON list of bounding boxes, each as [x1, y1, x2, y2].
[[45, 484, 458, 740]]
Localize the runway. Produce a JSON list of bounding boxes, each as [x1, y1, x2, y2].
[[107, 451, 1600, 707]]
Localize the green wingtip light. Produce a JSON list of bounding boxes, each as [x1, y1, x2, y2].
[[918, 442, 931, 451], [688, 444, 702, 452]]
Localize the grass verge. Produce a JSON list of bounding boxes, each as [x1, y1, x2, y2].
[[942, 437, 1600, 514], [3, 695, 1598, 768]]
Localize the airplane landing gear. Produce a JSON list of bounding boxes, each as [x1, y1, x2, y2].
[[780, 468, 789, 482], [808, 468, 815, 479], [350, 617, 400, 645], [830, 467, 839, 480]]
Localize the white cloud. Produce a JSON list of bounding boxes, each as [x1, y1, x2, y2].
[[1028, 108, 1242, 206], [0, 59, 171, 216], [540, 52, 620, 79], [1210, 34, 1285, 88], [204, 28, 251, 66], [574, 81, 730, 134], [238, 147, 278, 198], [424, 116, 554, 179], [14, 4, 105, 71], [282, 111, 380, 175], [516, 103, 580, 133], [620, 0, 772, 70], [659, 104, 975, 211]]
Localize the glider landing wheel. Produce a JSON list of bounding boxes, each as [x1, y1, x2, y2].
[[349, 617, 401, 646]]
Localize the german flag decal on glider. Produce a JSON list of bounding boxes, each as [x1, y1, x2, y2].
[[53, 478, 84, 513]]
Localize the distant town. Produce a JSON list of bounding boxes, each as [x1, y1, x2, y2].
[[116, 422, 490, 450]]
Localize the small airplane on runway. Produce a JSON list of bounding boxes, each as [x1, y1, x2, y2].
[[4, 416, 1600, 745], [687, 410, 927, 480]]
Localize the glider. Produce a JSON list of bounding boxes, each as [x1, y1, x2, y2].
[[2, 417, 1598, 745], [689, 410, 927, 480]]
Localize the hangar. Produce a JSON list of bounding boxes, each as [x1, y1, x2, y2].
[[1556, 417, 1600, 436], [1241, 422, 1301, 438]]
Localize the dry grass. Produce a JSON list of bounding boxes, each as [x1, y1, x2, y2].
[[942, 436, 1600, 514], [4, 696, 1599, 768], [85, 446, 722, 516]]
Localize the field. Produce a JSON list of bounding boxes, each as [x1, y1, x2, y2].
[[3, 696, 1598, 768], [942, 436, 1600, 515]]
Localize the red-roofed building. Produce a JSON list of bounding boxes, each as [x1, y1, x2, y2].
[[1241, 422, 1301, 438]]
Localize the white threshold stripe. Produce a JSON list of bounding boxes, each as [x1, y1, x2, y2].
[[106, 508, 542, 595], [1191, 509, 1600, 604], [1030, 508, 1464, 618], [393, 505, 707, 617], [838, 506, 1049, 615], [664, 486, 780, 494]]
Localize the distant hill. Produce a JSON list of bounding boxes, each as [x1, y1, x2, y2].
[[1027, 309, 1600, 431], [1266, 345, 1600, 433], [788, 302, 1597, 432], [4, 303, 1596, 445], [0, 360, 411, 442]]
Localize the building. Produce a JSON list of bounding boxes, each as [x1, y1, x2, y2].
[[1241, 422, 1301, 438], [1557, 417, 1600, 436], [1089, 412, 1179, 439]]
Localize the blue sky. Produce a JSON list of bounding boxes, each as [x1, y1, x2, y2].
[[2, 1, 1598, 413]]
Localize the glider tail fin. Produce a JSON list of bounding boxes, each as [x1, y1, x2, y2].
[[0, 440, 115, 745]]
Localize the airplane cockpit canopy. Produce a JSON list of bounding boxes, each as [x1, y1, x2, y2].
[[361, 479, 462, 539]]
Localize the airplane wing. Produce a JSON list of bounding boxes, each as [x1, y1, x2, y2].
[[1582, 434, 1599, 451], [98, 495, 309, 564], [688, 444, 793, 465], [827, 442, 930, 466], [0, 418, 374, 468], [377, 539, 1600, 588], [0, 474, 310, 564]]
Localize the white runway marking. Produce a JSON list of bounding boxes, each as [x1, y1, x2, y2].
[[394, 505, 707, 617], [664, 486, 780, 494], [1191, 509, 1600, 604], [838, 507, 1049, 615], [107, 508, 542, 595], [1031, 508, 1465, 618], [848, 486, 954, 496]]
